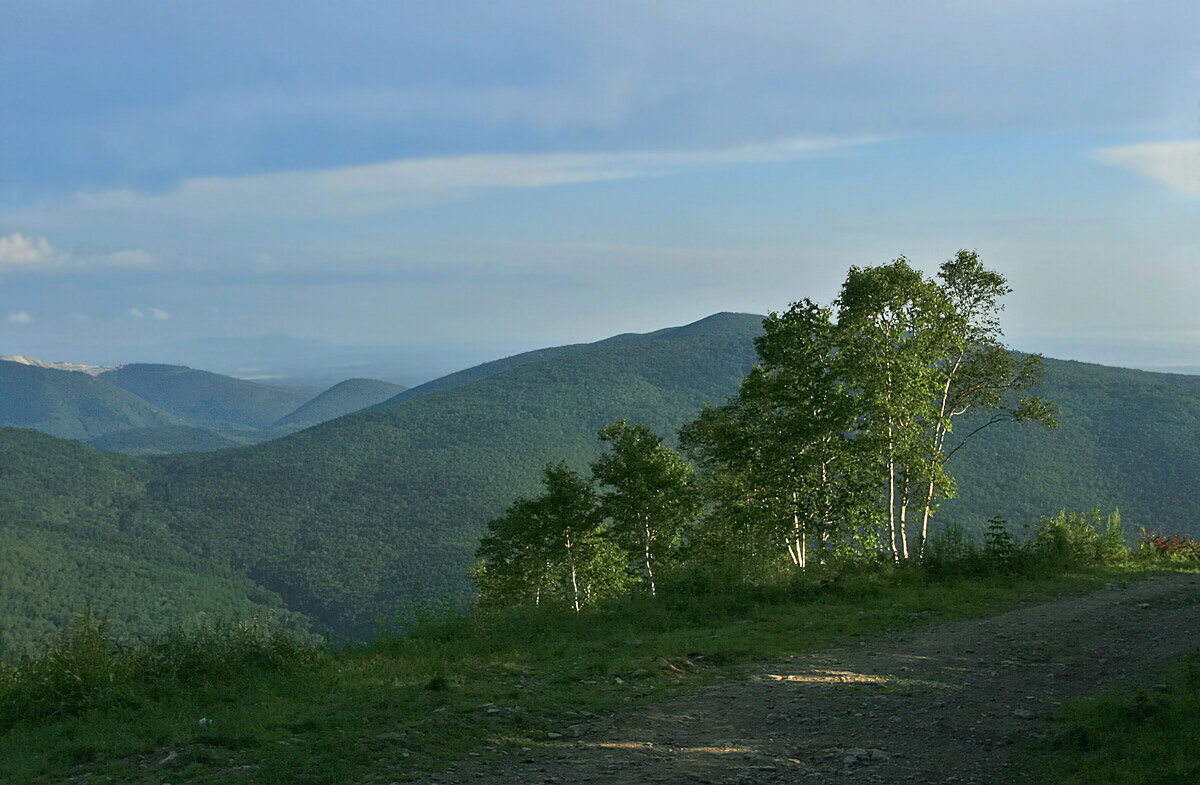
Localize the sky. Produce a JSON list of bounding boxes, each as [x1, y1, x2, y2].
[[1, 0, 1198, 372]]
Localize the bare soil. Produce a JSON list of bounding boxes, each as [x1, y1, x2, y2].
[[439, 572, 1200, 784]]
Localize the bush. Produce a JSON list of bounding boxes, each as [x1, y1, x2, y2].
[[1137, 529, 1200, 562], [983, 516, 1017, 568]]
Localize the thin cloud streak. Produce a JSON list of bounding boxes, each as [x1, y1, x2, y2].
[[37, 135, 882, 224]]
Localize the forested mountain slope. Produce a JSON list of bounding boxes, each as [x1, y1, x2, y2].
[[374, 313, 760, 407], [151, 313, 764, 636], [3, 313, 1200, 648], [0, 360, 181, 440], [0, 429, 308, 654], [85, 424, 242, 455], [100, 364, 311, 430], [943, 359, 1200, 534], [274, 378, 406, 429]]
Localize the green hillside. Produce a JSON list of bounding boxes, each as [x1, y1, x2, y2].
[[100, 364, 311, 430], [0, 429, 310, 654], [374, 313, 760, 407], [274, 378, 406, 429], [0, 361, 181, 441], [943, 359, 1200, 536], [86, 424, 241, 455], [150, 313, 764, 637]]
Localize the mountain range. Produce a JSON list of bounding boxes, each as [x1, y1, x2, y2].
[[1, 312, 1199, 652], [0, 359, 408, 453]]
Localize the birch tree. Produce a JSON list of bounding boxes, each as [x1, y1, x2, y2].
[[835, 260, 952, 560], [474, 463, 629, 611], [591, 420, 698, 595], [681, 300, 869, 568]]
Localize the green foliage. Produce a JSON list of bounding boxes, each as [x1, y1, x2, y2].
[[1021, 650, 1200, 784], [983, 516, 1016, 567], [1034, 508, 1104, 565], [681, 299, 870, 568], [0, 611, 323, 730], [476, 463, 635, 612], [592, 420, 699, 594]]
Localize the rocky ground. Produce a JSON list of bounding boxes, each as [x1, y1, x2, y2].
[[436, 572, 1200, 784]]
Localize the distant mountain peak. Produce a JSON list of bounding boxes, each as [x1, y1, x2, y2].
[[0, 355, 119, 376]]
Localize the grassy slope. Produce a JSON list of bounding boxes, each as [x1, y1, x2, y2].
[[0, 564, 1141, 784], [1017, 646, 1200, 784], [100, 364, 311, 430], [0, 361, 181, 441], [274, 378, 406, 429]]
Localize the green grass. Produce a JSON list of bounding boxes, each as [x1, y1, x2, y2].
[[1016, 646, 1200, 785], [0, 562, 1150, 784]]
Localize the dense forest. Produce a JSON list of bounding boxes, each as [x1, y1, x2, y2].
[[2, 301, 1200, 651]]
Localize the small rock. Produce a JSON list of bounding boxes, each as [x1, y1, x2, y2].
[[1137, 602, 1151, 610], [847, 747, 869, 759], [1013, 709, 1035, 719], [631, 668, 650, 678], [613, 676, 625, 685], [868, 749, 889, 761]]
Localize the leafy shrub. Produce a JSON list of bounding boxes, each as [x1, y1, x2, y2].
[[1034, 509, 1102, 565], [1033, 507, 1128, 567], [1138, 528, 1200, 561], [983, 516, 1017, 568]]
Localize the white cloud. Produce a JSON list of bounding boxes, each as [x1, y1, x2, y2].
[[50, 135, 881, 223], [6, 311, 33, 324], [130, 307, 169, 320], [0, 231, 153, 275], [1093, 141, 1200, 195], [0, 233, 58, 269]]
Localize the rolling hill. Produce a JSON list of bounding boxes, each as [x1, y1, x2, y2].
[[0, 360, 181, 441], [100, 364, 312, 430], [274, 378, 406, 430]]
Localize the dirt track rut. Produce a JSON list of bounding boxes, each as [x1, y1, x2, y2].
[[440, 572, 1200, 784]]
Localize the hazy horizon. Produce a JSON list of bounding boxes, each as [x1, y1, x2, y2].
[[2, 2, 1197, 372]]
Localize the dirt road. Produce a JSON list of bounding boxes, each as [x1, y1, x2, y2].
[[440, 572, 1200, 784]]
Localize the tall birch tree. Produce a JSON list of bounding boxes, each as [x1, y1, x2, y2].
[[591, 420, 698, 596]]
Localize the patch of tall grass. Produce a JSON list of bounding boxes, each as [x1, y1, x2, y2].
[[0, 612, 324, 730], [1017, 650, 1200, 784]]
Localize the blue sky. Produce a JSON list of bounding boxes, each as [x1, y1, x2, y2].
[[2, 1, 1198, 370]]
